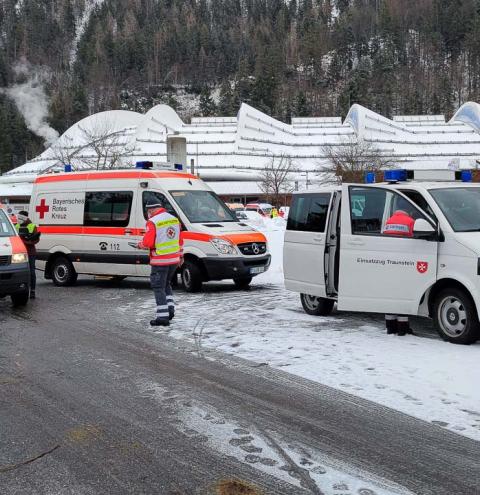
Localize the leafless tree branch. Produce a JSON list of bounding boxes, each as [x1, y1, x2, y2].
[[319, 135, 393, 184], [258, 155, 294, 207]]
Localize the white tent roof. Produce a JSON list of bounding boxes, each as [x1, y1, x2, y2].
[[2, 101, 480, 194]]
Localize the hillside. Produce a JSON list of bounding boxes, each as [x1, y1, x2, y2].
[[1, 0, 479, 172]]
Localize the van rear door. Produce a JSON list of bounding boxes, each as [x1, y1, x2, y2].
[[337, 184, 438, 315], [283, 192, 332, 297]]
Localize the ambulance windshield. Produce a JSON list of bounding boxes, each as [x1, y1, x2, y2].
[[430, 187, 480, 232], [0, 210, 15, 237], [170, 190, 237, 223]]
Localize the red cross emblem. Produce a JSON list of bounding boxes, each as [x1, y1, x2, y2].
[[166, 227, 176, 239], [35, 198, 50, 219], [417, 261, 428, 274]]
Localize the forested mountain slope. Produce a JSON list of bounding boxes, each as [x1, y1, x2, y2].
[[1, 0, 479, 171]]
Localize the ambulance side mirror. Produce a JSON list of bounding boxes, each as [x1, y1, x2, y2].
[[413, 218, 436, 240]]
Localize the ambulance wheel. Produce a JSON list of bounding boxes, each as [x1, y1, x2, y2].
[[433, 288, 480, 345], [52, 256, 78, 287], [181, 261, 202, 293], [233, 276, 252, 289], [300, 294, 334, 316], [11, 290, 29, 307]]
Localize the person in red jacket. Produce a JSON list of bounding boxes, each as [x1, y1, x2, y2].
[[383, 209, 415, 336], [137, 202, 183, 327], [383, 209, 415, 237]]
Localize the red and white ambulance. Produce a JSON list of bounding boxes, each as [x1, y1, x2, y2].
[[30, 165, 271, 291], [0, 207, 30, 305]]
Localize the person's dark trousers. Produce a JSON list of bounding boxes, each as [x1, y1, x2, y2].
[[28, 255, 36, 296], [150, 264, 177, 323]]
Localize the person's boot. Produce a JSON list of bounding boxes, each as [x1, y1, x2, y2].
[[397, 320, 409, 336], [386, 318, 398, 334], [169, 308, 175, 321], [150, 318, 169, 327], [30, 290, 36, 299]]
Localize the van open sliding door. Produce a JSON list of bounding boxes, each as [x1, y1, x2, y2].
[[337, 184, 438, 315]]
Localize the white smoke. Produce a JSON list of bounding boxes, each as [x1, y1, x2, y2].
[[1, 61, 60, 146]]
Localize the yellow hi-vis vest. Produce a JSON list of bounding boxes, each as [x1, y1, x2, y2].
[[149, 211, 181, 265]]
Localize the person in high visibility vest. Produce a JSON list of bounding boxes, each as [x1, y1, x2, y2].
[[383, 209, 415, 336], [15, 211, 41, 299], [138, 201, 183, 327], [271, 207, 279, 219]]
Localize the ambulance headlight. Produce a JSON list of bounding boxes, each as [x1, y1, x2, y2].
[[11, 253, 28, 264], [210, 238, 237, 255]]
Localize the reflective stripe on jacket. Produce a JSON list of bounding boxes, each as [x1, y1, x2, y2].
[[141, 208, 183, 266]]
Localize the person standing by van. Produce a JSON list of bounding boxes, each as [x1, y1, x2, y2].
[[15, 211, 40, 299], [138, 201, 183, 327], [383, 209, 415, 336]]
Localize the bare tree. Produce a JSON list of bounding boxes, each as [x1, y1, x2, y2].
[[319, 135, 393, 184], [51, 118, 135, 171], [258, 155, 294, 207]]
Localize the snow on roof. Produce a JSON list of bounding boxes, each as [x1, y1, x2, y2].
[[3, 101, 480, 192], [208, 181, 263, 196]]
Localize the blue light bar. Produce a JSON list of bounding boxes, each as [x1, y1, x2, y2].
[[136, 161, 153, 169], [461, 170, 473, 182], [64, 164, 72, 173], [174, 163, 183, 171], [384, 169, 407, 182], [364, 171, 376, 184]]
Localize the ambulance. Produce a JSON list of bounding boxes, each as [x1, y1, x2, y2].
[[0, 207, 30, 306], [284, 169, 480, 345], [30, 164, 270, 292]]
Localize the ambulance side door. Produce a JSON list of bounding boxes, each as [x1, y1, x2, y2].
[[83, 189, 138, 276], [337, 184, 438, 315], [283, 192, 332, 297]]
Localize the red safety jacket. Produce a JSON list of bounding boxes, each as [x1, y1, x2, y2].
[[140, 208, 184, 266], [383, 211, 414, 237]]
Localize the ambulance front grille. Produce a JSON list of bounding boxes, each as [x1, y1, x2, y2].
[[238, 242, 267, 256], [0, 255, 10, 266]]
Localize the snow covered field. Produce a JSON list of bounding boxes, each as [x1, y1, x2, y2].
[[128, 218, 480, 442]]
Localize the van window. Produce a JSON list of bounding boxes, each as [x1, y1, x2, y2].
[[0, 210, 15, 237], [142, 191, 177, 220], [287, 193, 330, 232], [84, 191, 133, 227], [350, 187, 428, 235], [170, 190, 237, 223], [399, 189, 437, 222]]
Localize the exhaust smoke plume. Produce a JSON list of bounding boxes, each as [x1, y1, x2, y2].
[[1, 61, 60, 146]]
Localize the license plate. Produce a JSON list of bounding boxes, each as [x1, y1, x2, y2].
[[250, 266, 265, 274]]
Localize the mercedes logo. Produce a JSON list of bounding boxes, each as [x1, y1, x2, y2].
[[252, 243, 260, 255]]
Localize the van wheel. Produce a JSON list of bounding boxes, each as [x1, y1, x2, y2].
[[52, 256, 78, 287], [181, 261, 203, 293], [11, 290, 29, 307], [433, 288, 480, 344], [234, 276, 252, 289], [300, 294, 335, 316]]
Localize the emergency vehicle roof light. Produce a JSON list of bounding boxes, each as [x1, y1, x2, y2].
[[174, 163, 183, 171], [384, 169, 408, 182], [64, 164, 72, 173], [461, 170, 473, 182], [364, 171, 376, 184], [136, 161, 153, 169]]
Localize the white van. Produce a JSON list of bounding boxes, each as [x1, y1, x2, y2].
[[284, 170, 480, 344], [31, 166, 271, 291]]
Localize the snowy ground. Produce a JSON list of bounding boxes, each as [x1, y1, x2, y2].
[[124, 218, 480, 443]]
